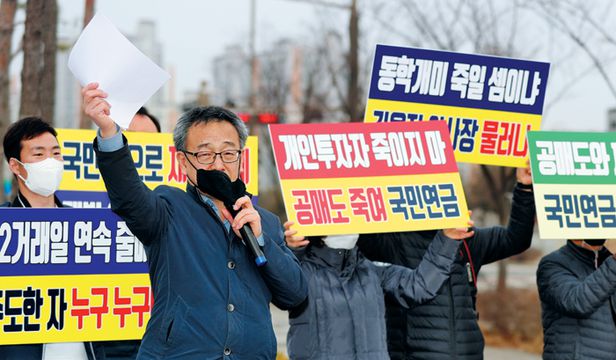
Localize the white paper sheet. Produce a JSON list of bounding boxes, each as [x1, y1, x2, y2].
[[68, 13, 170, 128]]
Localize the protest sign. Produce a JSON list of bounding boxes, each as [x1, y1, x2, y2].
[[270, 121, 469, 236], [55, 129, 259, 207], [0, 208, 150, 344], [365, 44, 550, 167], [528, 131, 616, 239]]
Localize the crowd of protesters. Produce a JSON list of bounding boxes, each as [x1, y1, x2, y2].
[[1, 88, 614, 360]]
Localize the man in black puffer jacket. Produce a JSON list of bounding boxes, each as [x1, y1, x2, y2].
[[537, 239, 616, 360], [357, 167, 535, 360]]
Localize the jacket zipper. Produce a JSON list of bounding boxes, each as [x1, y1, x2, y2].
[[448, 279, 457, 359], [90, 342, 97, 360]]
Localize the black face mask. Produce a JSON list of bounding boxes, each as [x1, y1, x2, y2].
[[183, 153, 245, 207], [584, 239, 606, 247], [194, 169, 247, 209]]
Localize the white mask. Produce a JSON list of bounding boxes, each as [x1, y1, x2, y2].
[[323, 234, 359, 250], [16, 157, 64, 197]]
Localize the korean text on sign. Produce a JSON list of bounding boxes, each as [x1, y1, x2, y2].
[[365, 44, 550, 167], [528, 131, 616, 239], [0, 208, 153, 344], [270, 121, 469, 236]]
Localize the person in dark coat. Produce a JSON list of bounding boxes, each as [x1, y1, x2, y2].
[[537, 239, 616, 360], [356, 167, 535, 360], [284, 221, 474, 360], [83, 82, 308, 360]]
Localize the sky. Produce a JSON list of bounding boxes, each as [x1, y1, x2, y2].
[[53, 0, 346, 103], [9, 0, 616, 132]]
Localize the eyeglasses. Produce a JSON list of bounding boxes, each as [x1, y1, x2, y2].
[[183, 149, 242, 165]]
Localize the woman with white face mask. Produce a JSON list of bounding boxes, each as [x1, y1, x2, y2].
[[284, 221, 474, 360], [1, 117, 106, 360]]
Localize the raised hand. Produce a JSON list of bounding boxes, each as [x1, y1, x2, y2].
[[283, 221, 309, 249], [82, 82, 117, 138], [443, 210, 475, 240], [516, 159, 533, 186]]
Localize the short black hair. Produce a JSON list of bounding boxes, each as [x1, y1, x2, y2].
[[3, 117, 57, 162], [173, 106, 248, 151], [136, 107, 161, 133]]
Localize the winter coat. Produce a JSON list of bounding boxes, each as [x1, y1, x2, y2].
[[94, 136, 308, 360], [537, 241, 616, 360], [357, 185, 535, 360], [288, 231, 460, 360]]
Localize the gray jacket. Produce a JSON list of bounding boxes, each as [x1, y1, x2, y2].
[[537, 241, 616, 360], [287, 232, 460, 360]]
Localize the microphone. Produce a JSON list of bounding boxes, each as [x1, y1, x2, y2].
[[225, 204, 267, 267], [195, 169, 267, 267]]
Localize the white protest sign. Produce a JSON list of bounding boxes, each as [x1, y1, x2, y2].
[[68, 13, 170, 128]]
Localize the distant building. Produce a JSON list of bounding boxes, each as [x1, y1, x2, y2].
[[51, 17, 82, 128], [210, 36, 348, 125], [54, 36, 81, 129], [211, 45, 252, 110], [128, 20, 174, 132], [129, 21, 164, 108]]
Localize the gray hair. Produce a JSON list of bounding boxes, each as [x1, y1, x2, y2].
[[173, 106, 248, 151]]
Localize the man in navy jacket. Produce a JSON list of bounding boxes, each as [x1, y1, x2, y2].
[[83, 83, 308, 359], [538, 239, 616, 360]]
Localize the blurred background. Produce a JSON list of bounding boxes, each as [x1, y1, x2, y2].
[[2, 1, 616, 358]]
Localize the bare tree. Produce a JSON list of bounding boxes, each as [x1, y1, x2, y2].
[[259, 43, 291, 118], [301, 41, 330, 122], [83, 0, 95, 29], [19, 0, 57, 122], [0, 0, 18, 202], [285, 0, 364, 122], [347, 0, 360, 122], [526, 0, 616, 105]]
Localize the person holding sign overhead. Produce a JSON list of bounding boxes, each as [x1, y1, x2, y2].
[[0, 117, 107, 360], [83, 82, 307, 360], [283, 221, 473, 360], [537, 239, 616, 360], [357, 166, 535, 360]]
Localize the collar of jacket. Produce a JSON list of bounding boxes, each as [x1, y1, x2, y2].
[[306, 245, 359, 277], [186, 183, 221, 217], [11, 191, 64, 208], [186, 182, 236, 241], [566, 240, 612, 267], [186, 182, 201, 201]]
